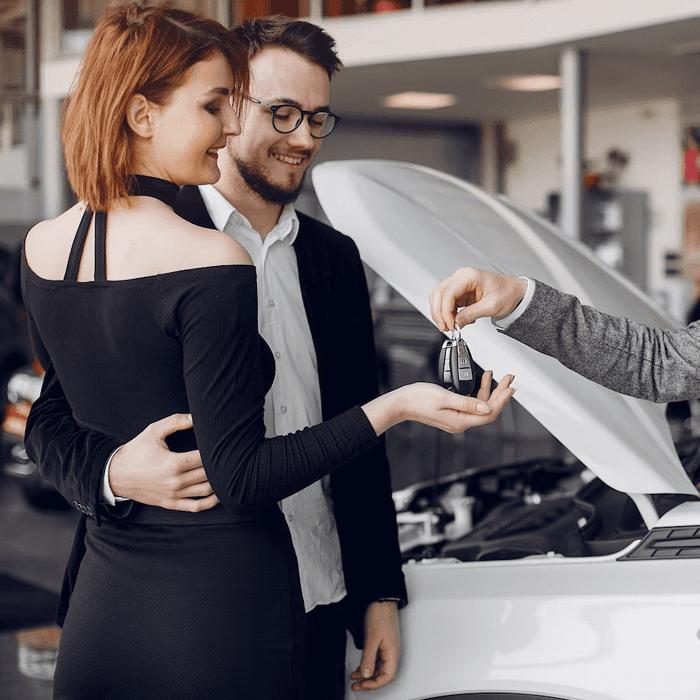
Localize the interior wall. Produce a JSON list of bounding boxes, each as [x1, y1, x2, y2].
[[507, 98, 688, 319], [302, 118, 481, 220], [0, 145, 28, 190]]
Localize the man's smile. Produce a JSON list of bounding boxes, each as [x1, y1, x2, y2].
[[271, 151, 310, 167]]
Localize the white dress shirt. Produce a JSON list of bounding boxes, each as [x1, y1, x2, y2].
[[492, 277, 535, 329], [198, 184, 346, 613]]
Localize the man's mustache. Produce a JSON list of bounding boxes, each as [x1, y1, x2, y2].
[[271, 148, 314, 160]]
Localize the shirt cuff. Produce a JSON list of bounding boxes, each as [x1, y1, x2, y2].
[[492, 277, 535, 330], [102, 446, 129, 505]]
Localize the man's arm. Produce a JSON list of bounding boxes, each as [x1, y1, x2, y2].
[[25, 364, 217, 524], [429, 266, 700, 404], [322, 234, 406, 689], [504, 279, 700, 404]]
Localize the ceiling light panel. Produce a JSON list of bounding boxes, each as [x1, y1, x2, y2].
[[490, 75, 561, 92], [382, 92, 457, 109]]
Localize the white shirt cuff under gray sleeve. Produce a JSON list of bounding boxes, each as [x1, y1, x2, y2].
[[102, 446, 129, 505], [492, 277, 535, 330]]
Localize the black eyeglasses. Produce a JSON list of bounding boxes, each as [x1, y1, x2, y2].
[[246, 96, 340, 139]]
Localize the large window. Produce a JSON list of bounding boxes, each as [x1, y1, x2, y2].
[[62, 0, 221, 32], [0, 21, 27, 152], [323, 0, 408, 16], [233, 0, 309, 21], [62, 0, 110, 30], [320, 0, 515, 18]]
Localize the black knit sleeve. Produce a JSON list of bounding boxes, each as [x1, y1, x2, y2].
[[171, 268, 379, 510]]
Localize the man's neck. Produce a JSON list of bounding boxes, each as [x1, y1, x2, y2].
[[213, 180, 283, 241]]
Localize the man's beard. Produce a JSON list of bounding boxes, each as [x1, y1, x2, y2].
[[235, 158, 308, 205]]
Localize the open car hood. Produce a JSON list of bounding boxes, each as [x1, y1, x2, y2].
[[311, 159, 698, 498]]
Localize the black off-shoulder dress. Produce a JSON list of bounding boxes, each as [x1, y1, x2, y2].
[[21, 180, 378, 700]]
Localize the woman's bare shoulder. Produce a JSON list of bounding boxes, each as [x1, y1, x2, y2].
[[101, 205, 252, 279], [25, 204, 87, 278], [26, 203, 85, 243], [169, 217, 253, 268]]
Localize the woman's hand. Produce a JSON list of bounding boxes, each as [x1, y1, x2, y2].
[[363, 370, 515, 436], [430, 267, 527, 331]]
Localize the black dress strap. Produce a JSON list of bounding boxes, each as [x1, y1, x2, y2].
[[64, 208, 93, 281], [63, 208, 107, 282], [94, 210, 107, 282]]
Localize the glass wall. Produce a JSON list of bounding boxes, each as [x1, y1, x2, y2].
[[62, 0, 222, 31], [59, 0, 318, 27], [322, 0, 509, 18], [55, 0, 518, 26], [234, 0, 309, 21], [0, 15, 27, 152], [323, 0, 408, 17]]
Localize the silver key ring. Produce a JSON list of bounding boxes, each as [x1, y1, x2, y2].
[[448, 327, 461, 343]]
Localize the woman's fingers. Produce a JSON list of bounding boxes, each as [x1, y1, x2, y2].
[[475, 370, 494, 402], [444, 374, 515, 432], [486, 374, 516, 414]]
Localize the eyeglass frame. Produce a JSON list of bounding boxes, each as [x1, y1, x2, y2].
[[245, 96, 341, 139]]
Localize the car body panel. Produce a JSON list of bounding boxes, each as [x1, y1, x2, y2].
[[345, 547, 700, 700], [311, 159, 697, 498]]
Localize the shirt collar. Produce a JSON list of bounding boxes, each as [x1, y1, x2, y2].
[[198, 184, 299, 247]]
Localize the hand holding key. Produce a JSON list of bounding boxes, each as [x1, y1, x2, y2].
[[361, 372, 515, 436]]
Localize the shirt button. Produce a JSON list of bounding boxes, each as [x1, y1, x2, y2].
[[288, 514, 294, 522], [275, 351, 281, 359], [268, 299, 275, 307], [280, 406, 287, 413]]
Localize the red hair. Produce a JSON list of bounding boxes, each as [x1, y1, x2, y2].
[[62, 2, 248, 212]]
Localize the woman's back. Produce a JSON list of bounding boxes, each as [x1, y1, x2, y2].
[[23, 194, 255, 444]]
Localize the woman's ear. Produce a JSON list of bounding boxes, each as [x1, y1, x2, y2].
[[126, 94, 156, 138]]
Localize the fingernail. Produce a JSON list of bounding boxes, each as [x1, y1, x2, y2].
[[187, 414, 192, 422], [477, 403, 492, 414], [362, 668, 372, 678]]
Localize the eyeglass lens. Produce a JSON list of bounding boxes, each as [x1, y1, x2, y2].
[[272, 105, 336, 137]]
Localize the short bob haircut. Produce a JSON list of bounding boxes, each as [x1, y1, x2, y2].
[[62, 2, 248, 212], [231, 15, 342, 80]]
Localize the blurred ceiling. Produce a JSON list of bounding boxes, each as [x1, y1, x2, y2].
[[331, 16, 700, 124], [1, 0, 699, 125]]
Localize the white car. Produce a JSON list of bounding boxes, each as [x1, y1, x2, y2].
[[312, 160, 700, 700]]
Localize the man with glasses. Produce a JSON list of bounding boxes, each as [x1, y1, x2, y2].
[[25, 16, 406, 700]]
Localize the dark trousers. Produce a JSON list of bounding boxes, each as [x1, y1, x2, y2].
[[305, 601, 348, 700]]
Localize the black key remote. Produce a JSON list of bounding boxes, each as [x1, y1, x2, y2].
[[439, 330, 478, 396]]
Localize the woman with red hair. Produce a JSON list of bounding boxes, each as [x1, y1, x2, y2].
[[22, 4, 513, 698]]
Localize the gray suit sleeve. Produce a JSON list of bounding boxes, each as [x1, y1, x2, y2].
[[503, 279, 700, 404]]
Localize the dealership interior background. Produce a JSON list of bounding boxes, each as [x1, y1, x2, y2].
[[2, 0, 700, 697]]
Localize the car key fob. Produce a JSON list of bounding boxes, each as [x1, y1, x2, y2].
[[439, 328, 477, 396]]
